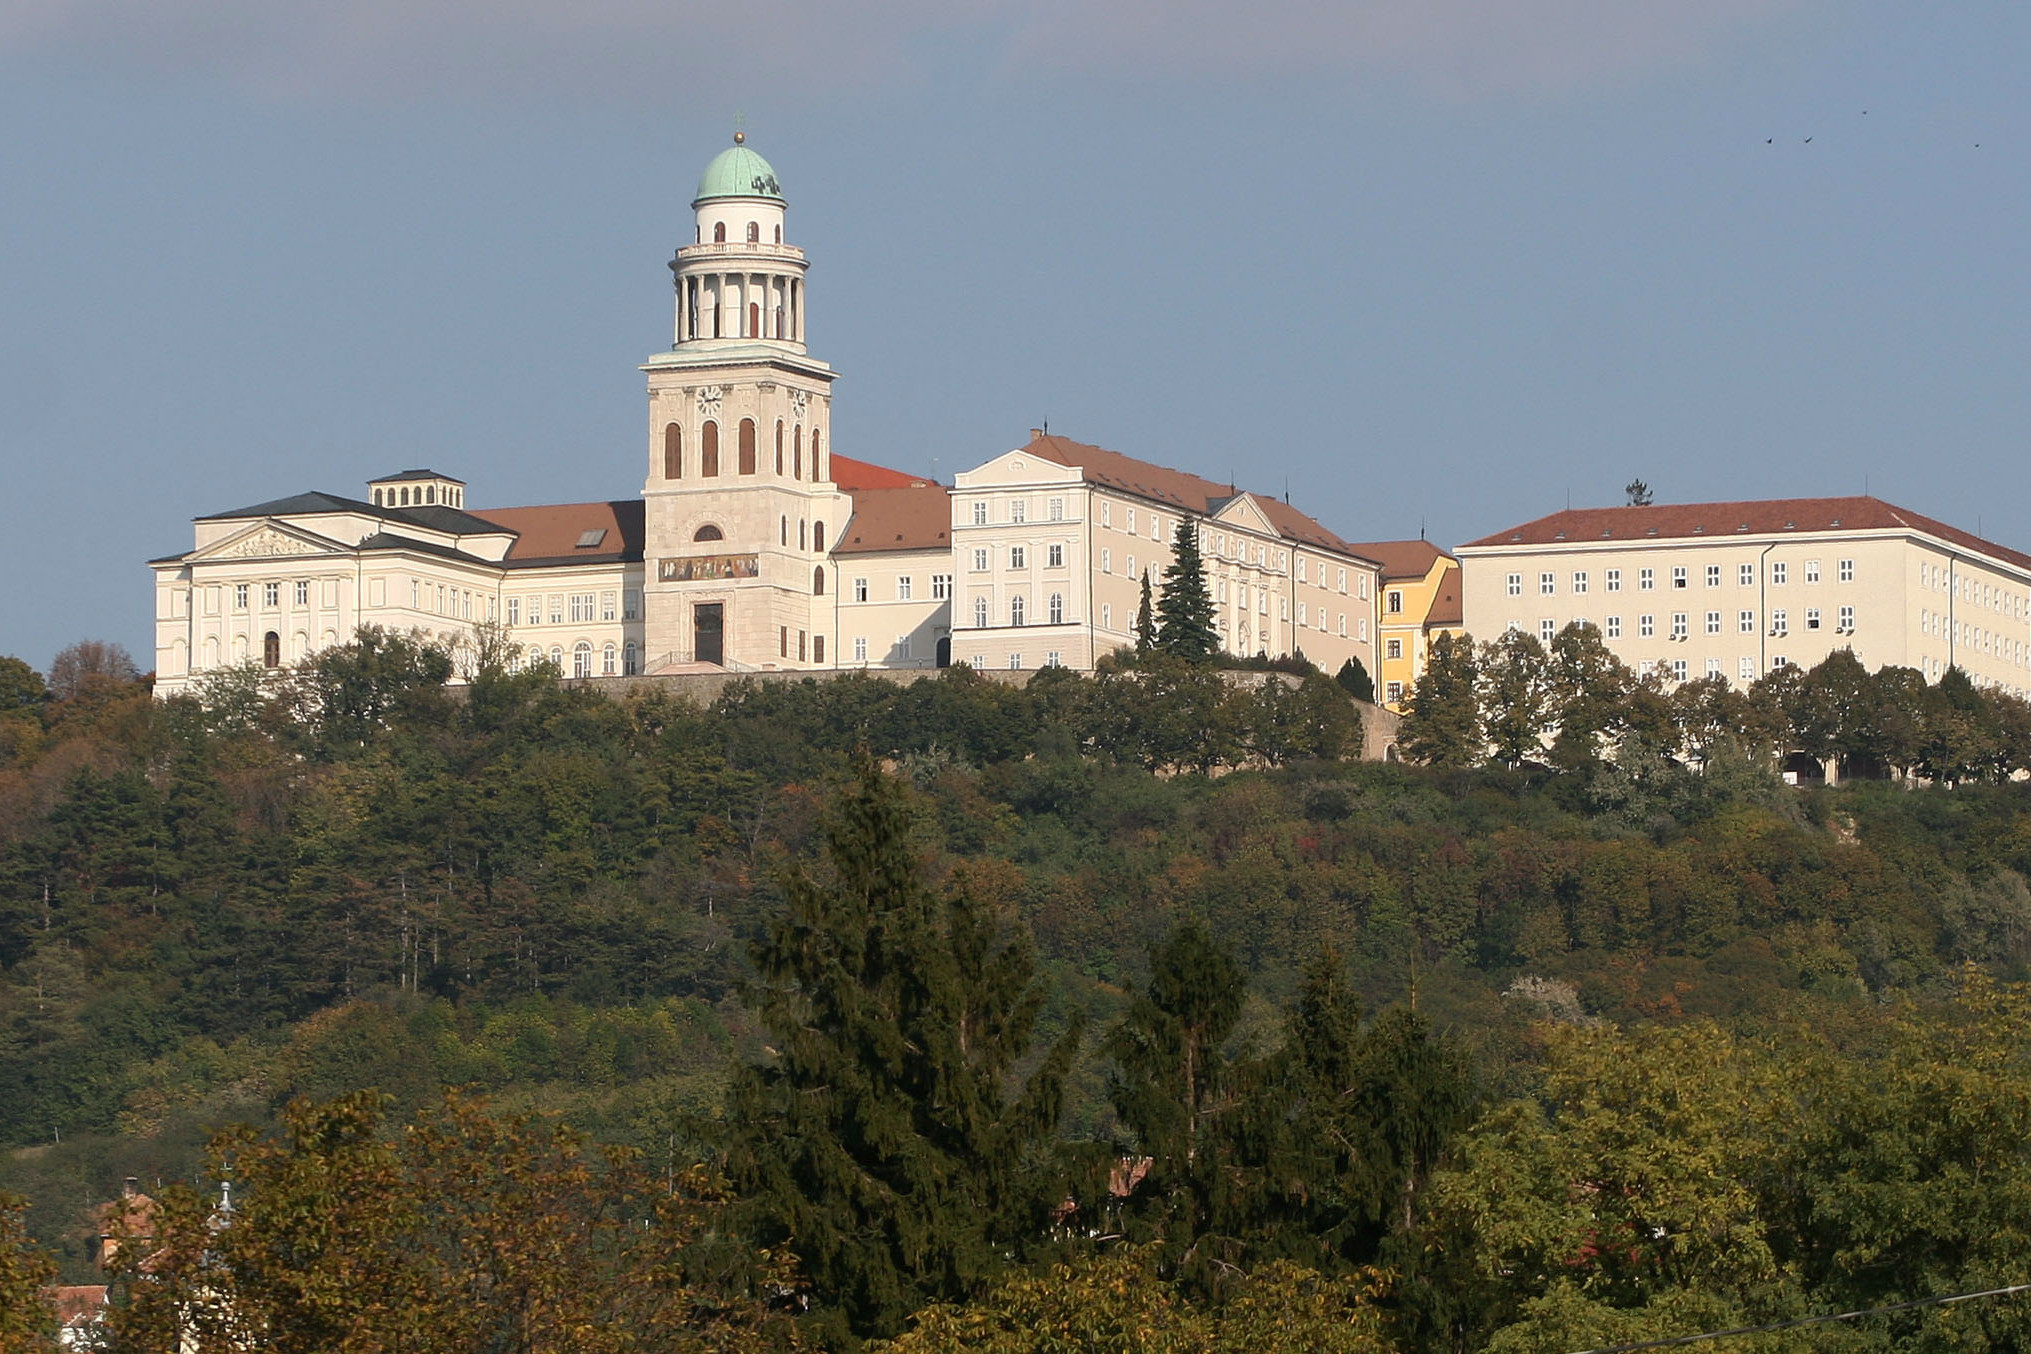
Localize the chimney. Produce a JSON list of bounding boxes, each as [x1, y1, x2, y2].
[[1030, 428, 1043, 441]]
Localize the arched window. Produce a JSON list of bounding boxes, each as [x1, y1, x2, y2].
[[738, 418, 757, 474], [713, 221, 725, 243], [774, 225, 782, 243], [701, 420, 719, 476], [573, 642, 593, 678], [813, 521, 826, 551], [780, 516, 788, 546], [1010, 595, 1026, 626], [812, 431, 822, 481], [793, 426, 802, 477], [792, 437, 802, 481], [748, 301, 760, 337], [400, 487, 410, 505], [800, 520, 807, 551], [623, 642, 637, 675], [373, 489, 383, 506], [812, 567, 825, 595], [550, 646, 563, 668], [693, 524, 723, 542], [426, 485, 437, 504], [262, 631, 281, 668], [663, 423, 682, 479], [973, 597, 989, 628], [602, 643, 617, 676], [774, 421, 784, 474], [1049, 593, 1064, 624], [746, 221, 759, 243]]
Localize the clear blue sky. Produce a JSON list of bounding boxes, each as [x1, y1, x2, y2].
[[3, 1, 2027, 672]]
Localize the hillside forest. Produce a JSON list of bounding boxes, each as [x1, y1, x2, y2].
[[6, 624, 2031, 1351]]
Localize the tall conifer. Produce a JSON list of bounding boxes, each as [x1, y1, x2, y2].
[[1156, 520, 1219, 662], [726, 761, 1080, 1346], [1135, 572, 1157, 654]]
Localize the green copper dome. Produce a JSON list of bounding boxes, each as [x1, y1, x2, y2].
[[695, 136, 784, 204]]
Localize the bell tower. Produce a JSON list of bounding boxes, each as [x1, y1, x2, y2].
[[640, 132, 845, 671]]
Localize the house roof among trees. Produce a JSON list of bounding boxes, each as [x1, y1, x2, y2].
[[1462, 496, 2031, 571]]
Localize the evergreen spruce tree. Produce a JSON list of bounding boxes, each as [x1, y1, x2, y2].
[[1155, 520, 1219, 662], [1135, 572, 1158, 654], [726, 760, 1081, 1346]]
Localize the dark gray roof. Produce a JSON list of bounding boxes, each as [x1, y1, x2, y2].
[[354, 531, 489, 564], [197, 491, 505, 537], [371, 468, 465, 484]]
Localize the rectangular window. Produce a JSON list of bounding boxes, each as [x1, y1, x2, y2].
[[263, 581, 280, 608], [931, 574, 952, 600], [1387, 589, 1404, 613], [624, 589, 640, 620], [1772, 561, 1788, 585], [1572, 571, 1588, 595], [1047, 650, 1061, 667], [897, 576, 913, 600], [972, 548, 989, 572], [1706, 564, 1721, 587], [780, 627, 788, 658], [570, 594, 595, 622], [1048, 497, 1064, 521], [1772, 609, 1788, 636], [601, 591, 616, 621], [1297, 557, 1308, 583], [1805, 559, 1821, 583], [1507, 572, 1522, 597], [1671, 612, 1688, 640], [1540, 619, 1556, 643], [1127, 555, 1137, 580], [1125, 508, 1136, 534], [971, 655, 985, 669], [1386, 638, 1403, 659], [1387, 680, 1404, 702], [235, 583, 250, 610], [1772, 654, 1789, 669], [1706, 611, 1721, 635], [1739, 563, 1755, 586], [1101, 603, 1111, 629], [1839, 558, 1854, 582], [1740, 656, 1757, 681], [1671, 659, 1689, 683], [1606, 615, 1622, 638], [1706, 658, 1723, 679], [548, 595, 564, 624], [507, 597, 521, 626], [1672, 566, 1688, 589], [1047, 543, 1064, 568], [1606, 568, 1622, 592], [295, 580, 309, 606], [1297, 602, 1308, 625], [1010, 545, 1026, 569], [853, 636, 867, 663], [1640, 614, 1655, 638], [1539, 571, 1557, 596], [972, 501, 988, 525], [1010, 499, 1026, 524], [1739, 609, 1755, 633], [1100, 548, 1112, 574], [896, 634, 911, 659], [1100, 502, 1111, 527], [1639, 658, 1656, 676], [1337, 567, 1347, 593], [1805, 608, 1821, 630], [1640, 568, 1655, 591], [1839, 604, 1854, 630], [973, 597, 988, 627], [1152, 516, 1162, 541], [854, 577, 869, 602]]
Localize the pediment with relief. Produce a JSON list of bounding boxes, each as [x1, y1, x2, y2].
[[1211, 494, 1278, 536], [194, 522, 346, 562]]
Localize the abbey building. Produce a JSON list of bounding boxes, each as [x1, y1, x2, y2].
[[148, 134, 1394, 696]]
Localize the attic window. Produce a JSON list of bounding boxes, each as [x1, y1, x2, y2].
[[1511, 533, 1522, 542], [1785, 521, 1796, 530], [574, 528, 607, 549], [1554, 531, 1566, 540], [1830, 518, 1841, 527], [1693, 525, 1704, 533], [1601, 529, 1612, 538], [1646, 527, 1659, 536], [1736, 523, 1749, 532]]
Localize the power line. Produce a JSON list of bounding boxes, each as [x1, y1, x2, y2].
[[1567, 1281, 2031, 1354]]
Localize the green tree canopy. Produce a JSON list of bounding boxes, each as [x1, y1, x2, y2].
[[1155, 520, 1219, 663]]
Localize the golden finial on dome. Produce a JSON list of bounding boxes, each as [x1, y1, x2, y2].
[[733, 113, 746, 145]]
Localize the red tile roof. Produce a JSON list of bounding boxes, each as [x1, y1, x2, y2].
[[1019, 434, 1374, 562], [832, 454, 937, 491], [1342, 537, 1457, 580], [472, 500, 646, 567], [1461, 496, 2031, 572], [1427, 574, 1463, 626], [838, 485, 951, 553]]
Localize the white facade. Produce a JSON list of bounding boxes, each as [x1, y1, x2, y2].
[[1458, 499, 2031, 697], [150, 136, 1390, 693]]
